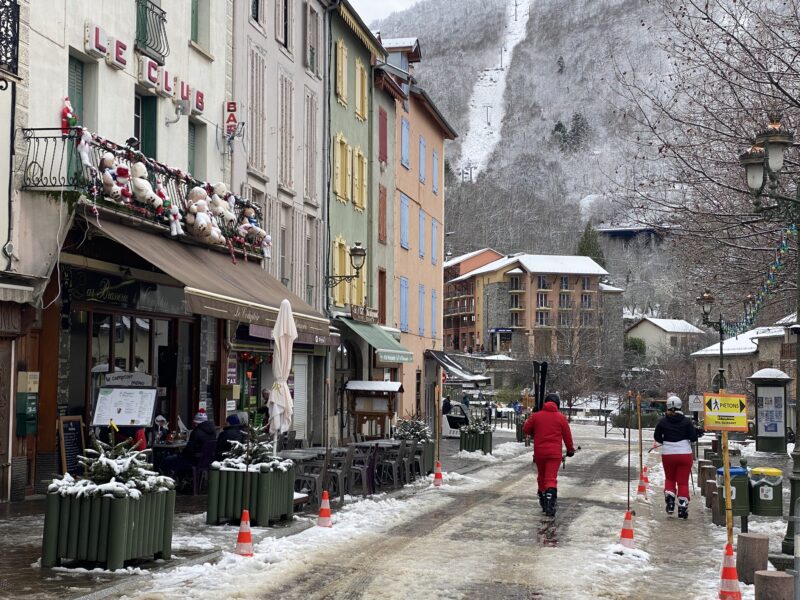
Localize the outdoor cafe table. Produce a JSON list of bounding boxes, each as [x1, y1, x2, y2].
[[348, 440, 402, 493], [150, 440, 187, 471]]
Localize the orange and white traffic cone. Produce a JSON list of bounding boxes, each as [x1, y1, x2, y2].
[[719, 543, 742, 600], [433, 460, 443, 488], [235, 509, 254, 557], [317, 490, 332, 527], [642, 466, 650, 487], [636, 471, 648, 501], [619, 510, 635, 549]]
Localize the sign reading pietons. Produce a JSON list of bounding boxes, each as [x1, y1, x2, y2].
[[703, 393, 748, 432]]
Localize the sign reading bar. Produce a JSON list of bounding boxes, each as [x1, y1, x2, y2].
[[703, 393, 748, 432]]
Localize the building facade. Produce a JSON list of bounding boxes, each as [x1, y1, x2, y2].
[[625, 317, 704, 363]]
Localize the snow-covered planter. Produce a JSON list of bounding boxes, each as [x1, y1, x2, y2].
[[459, 421, 493, 454], [393, 419, 435, 474], [41, 440, 176, 570], [206, 435, 295, 526]]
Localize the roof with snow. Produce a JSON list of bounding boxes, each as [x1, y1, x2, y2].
[[691, 326, 785, 357], [443, 248, 499, 268], [749, 368, 792, 381], [628, 317, 703, 335], [381, 37, 421, 62], [449, 254, 608, 283], [599, 282, 625, 293], [776, 313, 796, 325]]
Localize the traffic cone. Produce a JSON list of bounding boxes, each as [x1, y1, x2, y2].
[[636, 471, 648, 500], [317, 490, 332, 527], [719, 543, 742, 600], [642, 466, 650, 486], [619, 510, 635, 549], [433, 460, 443, 488], [235, 509, 254, 557]]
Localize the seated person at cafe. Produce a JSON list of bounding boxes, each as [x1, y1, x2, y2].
[[117, 426, 146, 451], [152, 414, 169, 444], [215, 413, 247, 460], [160, 410, 217, 480]]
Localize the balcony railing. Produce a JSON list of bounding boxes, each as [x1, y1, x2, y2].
[[136, 0, 170, 65], [0, 0, 20, 80], [20, 127, 269, 257]]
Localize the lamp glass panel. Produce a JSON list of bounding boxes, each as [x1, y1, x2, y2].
[[746, 162, 764, 191], [767, 143, 785, 172]]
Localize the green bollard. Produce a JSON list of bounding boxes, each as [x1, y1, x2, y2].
[[77, 496, 91, 560], [87, 495, 101, 562], [41, 492, 62, 568], [225, 470, 235, 522], [57, 493, 71, 559], [219, 469, 229, 522], [207, 466, 220, 525], [66, 494, 80, 560], [107, 490, 130, 571], [233, 471, 243, 519], [160, 489, 175, 560], [257, 467, 269, 525], [97, 495, 110, 562]]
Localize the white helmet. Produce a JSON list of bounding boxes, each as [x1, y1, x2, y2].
[[666, 395, 682, 411]]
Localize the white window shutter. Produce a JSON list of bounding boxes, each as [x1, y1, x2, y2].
[[275, 0, 285, 45]]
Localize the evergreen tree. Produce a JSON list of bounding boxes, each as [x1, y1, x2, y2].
[[393, 418, 432, 442], [576, 222, 606, 268]]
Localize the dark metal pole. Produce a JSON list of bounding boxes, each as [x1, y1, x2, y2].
[[783, 244, 800, 554]]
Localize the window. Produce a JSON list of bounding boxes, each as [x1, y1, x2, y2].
[[419, 136, 426, 182], [335, 39, 348, 105], [278, 70, 294, 190], [400, 194, 409, 249], [355, 58, 367, 120], [670, 336, 678, 347], [401, 118, 410, 168], [582, 276, 591, 290], [305, 3, 320, 75], [431, 289, 437, 339], [333, 238, 347, 306], [400, 277, 409, 332], [537, 276, 550, 290], [378, 108, 388, 163], [581, 293, 592, 309], [511, 295, 521, 309], [559, 311, 572, 327], [378, 269, 387, 325], [511, 312, 521, 327], [418, 284, 425, 336], [431, 220, 438, 265], [247, 46, 267, 173], [378, 185, 387, 244], [280, 226, 288, 285], [560, 276, 570, 290], [191, 0, 209, 48], [304, 89, 318, 203], [581, 312, 594, 327], [187, 121, 196, 175], [559, 292, 571, 309], [251, 0, 261, 22], [353, 148, 367, 209], [133, 93, 157, 159], [419, 209, 425, 258], [275, 0, 293, 52], [432, 150, 439, 194], [537, 292, 548, 308], [536, 311, 549, 326], [305, 233, 313, 305]]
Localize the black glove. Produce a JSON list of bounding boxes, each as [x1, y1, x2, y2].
[[566, 449, 575, 457]]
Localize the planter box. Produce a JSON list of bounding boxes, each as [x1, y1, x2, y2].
[[206, 465, 294, 527], [459, 431, 492, 454], [421, 441, 435, 474], [41, 488, 175, 570]]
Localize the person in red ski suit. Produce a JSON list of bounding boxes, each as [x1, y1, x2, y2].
[[522, 393, 574, 516]]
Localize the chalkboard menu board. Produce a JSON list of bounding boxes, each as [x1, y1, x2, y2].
[[92, 387, 157, 427], [58, 416, 85, 476]]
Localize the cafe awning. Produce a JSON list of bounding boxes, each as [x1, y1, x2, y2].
[[336, 318, 414, 363], [426, 350, 491, 388], [89, 219, 331, 339], [345, 380, 404, 393]]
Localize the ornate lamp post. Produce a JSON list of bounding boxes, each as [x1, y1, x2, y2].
[[739, 113, 800, 554], [325, 242, 367, 288]]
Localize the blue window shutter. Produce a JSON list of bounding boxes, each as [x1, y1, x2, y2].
[[419, 136, 426, 182], [400, 277, 409, 332], [419, 210, 425, 258], [400, 194, 409, 249], [418, 284, 425, 336], [401, 119, 410, 168], [431, 289, 437, 338], [432, 151, 439, 194], [431, 220, 438, 265]]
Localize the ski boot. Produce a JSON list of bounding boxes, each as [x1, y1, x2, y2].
[[665, 491, 676, 515], [677, 497, 689, 519], [544, 487, 558, 517], [538, 491, 546, 512]]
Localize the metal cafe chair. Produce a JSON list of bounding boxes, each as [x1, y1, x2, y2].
[[350, 444, 376, 497], [378, 440, 405, 487], [327, 445, 355, 505]]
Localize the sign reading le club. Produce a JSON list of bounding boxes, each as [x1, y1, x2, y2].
[[703, 393, 748, 432]]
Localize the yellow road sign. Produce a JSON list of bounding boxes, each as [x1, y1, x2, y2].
[[704, 393, 748, 432]]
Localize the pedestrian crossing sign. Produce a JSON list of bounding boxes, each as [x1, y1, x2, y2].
[[703, 393, 748, 432]]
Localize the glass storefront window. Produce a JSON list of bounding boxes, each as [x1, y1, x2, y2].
[[114, 315, 131, 373], [134, 317, 152, 374], [68, 311, 88, 416]]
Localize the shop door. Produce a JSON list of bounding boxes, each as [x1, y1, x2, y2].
[[292, 356, 307, 441], [0, 339, 11, 500]]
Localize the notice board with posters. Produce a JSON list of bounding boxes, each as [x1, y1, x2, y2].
[[756, 386, 785, 437], [703, 393, 748, 432], [92, 387, 158, 427]]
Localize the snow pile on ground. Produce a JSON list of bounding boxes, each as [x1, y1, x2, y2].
[[491, 441, 527, 458], [451, 449, 499, 462]]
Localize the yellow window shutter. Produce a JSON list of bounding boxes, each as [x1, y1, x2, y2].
[[333, 135, 341, 197], [346, 145, 353, 201], [360, 153, 368, 208], [355, 60, 362, 116], [343, 45, 348, 103], [361, 67, 368, 117], [352, 148, 360, 205]]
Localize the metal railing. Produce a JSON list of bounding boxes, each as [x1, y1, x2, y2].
[[0, 0, 20, 79], [136, 0, 170, 65], [19, 127, 267, 256]]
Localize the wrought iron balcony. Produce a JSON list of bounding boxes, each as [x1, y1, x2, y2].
[[19, 127, 269, 257], [136, 0, 170, 65], [0, 0, 20, 82]]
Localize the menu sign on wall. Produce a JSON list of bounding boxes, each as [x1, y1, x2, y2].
[[92, 387, 157, 427]]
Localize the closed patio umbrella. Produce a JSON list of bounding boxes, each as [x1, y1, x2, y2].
[[269, 299, 298, 456]]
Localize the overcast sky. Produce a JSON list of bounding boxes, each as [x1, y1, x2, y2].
[[348, 0, 420, 26]]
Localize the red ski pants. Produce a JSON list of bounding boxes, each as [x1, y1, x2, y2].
[[534, 455, 562, 491], [662, 453, 694, 499]]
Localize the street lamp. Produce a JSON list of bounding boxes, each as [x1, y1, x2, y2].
[[696, 289, 725, 393], [738, 112, 800, 555], [325, 242, 367, 288]]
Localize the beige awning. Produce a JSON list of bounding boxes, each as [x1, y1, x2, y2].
[[89, 219, 330, 337], [0, 282, 34, 303]]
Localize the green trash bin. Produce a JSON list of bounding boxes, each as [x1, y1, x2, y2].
[[717, 467, 750, 517], [750, 467, 783, 517]]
